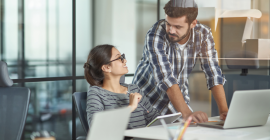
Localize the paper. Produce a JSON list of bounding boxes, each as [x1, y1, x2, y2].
[[186, 128, 251, 138]]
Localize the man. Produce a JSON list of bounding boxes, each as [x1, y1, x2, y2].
[[132, 0, 228, 123]]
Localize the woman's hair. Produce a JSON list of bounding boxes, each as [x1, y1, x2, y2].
[[164, 0, 198, 25], [84, 44, 114, 86]]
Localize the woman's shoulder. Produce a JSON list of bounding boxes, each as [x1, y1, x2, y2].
[[88, 86, 106, 95], [87, 86, 110, 101]]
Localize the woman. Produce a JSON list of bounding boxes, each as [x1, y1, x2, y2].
[[84, 44, 160, 129]]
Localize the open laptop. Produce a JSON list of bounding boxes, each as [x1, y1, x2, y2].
[[86, 107, 131, 140], [198, 89, 270, 129]]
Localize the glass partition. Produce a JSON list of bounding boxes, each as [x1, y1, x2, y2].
[[76, 0, 92, 76], [22, 80, 72, 140]]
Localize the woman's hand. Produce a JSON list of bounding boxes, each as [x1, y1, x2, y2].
[[128, 93, 142, 112]]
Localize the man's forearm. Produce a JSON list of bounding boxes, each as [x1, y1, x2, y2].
[[211, 85, 228, 113], [166, 84, 192, 116]]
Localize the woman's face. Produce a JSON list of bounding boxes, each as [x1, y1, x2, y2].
[[108, 47, 128, 75]]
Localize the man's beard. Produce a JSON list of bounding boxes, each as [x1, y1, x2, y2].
[[167, 27, 190, 43]]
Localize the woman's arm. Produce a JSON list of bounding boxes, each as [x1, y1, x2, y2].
[[86, 92, 104, 128]]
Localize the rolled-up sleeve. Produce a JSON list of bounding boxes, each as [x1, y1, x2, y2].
[[146, 22, 178, 92], [198, 32, 226, 89]]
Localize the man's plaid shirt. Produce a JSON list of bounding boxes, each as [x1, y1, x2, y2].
[[132, 19, 226, 115]]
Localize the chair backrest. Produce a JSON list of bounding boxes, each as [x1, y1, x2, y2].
[[0, 61, 13, 87], [73, 75, 126, 134], [0, 61, 31, 140], [73, 92, 89, 133]]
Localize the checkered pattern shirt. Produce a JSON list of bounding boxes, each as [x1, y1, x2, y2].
[[132, 19, 226, 115]]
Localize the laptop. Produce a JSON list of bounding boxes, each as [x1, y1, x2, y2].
[[86, 107, 131, 140], [198, 89, 270, 129]]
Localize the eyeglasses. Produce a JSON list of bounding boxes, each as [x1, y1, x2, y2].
[[108, 54, 126, 63]]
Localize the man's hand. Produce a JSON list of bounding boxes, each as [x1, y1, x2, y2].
[[220, 112, 227, 120], [183, 111, 208, 123], [128, 93, 142, 112]]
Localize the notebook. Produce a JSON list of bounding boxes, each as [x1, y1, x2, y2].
[[86, 107, 131, 140]]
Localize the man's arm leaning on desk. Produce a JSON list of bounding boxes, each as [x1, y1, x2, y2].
[[167, 84, 208, 123], [198, 30, 228, 120]]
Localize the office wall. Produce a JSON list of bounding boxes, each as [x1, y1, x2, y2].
[[94, 0, 155, 84], [94, 0, 137, 81]]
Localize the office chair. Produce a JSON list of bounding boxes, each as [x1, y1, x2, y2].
[[0, 61, 31, 140], [73, 75, 125, 140], [211, 51, 270, 116], [73, 92, 88, 140]]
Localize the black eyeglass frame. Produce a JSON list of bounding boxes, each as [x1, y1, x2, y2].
[[107, 53, 126, 64]]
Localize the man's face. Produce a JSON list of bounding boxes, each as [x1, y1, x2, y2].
[[165, 15, 191, 43]]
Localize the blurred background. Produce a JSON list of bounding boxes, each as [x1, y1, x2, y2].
[[0, 0, 269, 140]]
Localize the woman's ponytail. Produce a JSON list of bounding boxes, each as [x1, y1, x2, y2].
[[84, 44, 114, 86]]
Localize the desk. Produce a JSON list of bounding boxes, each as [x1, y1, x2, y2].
[[124, 115, 270, 140]]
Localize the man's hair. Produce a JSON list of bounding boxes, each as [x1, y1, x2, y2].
[[164, 0, 198, 25]]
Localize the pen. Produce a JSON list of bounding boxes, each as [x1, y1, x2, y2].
[[139, 103, 149, 113], [173, 118, 184, 140], [177, 116, 192, 140]]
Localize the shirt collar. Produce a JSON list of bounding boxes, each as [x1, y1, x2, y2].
[[187, 28, 195, 45]]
